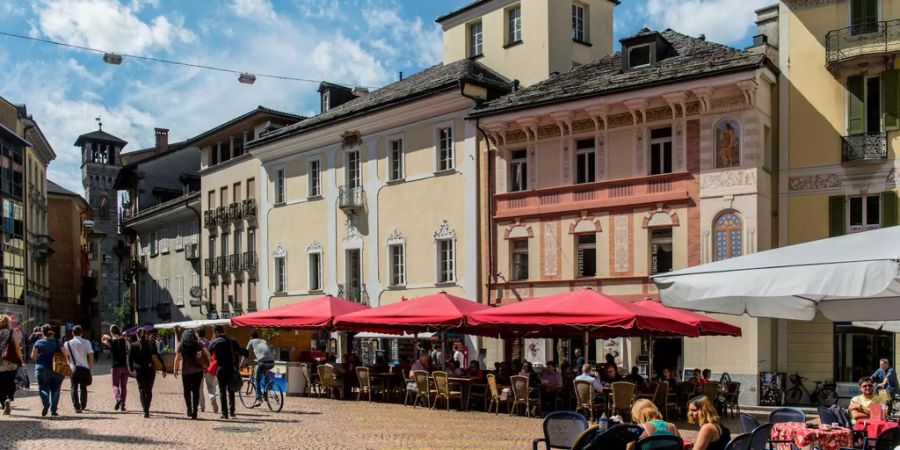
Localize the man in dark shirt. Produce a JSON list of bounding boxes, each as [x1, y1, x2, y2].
[[601, 364, 624, 385], [208, 325, 247, 419]]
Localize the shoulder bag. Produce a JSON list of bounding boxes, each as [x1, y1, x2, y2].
[[67, 340, 92, 386], [0, 332, 19, 372], [52, 340, 73, 378]]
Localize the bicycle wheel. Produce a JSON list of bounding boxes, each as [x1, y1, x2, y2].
[[785, 387, 803, 405], [265, 382, 284, 412], [818, 389, 838, 406], [239, 379, 257, 408]]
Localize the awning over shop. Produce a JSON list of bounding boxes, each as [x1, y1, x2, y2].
[[333, 292, 489, 334], [231, 295, 369, 329], [633, 299, 741, 337], [155, 319, 231, 330]]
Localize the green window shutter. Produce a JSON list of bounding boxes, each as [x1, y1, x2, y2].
[[851, 0, 865, 27], [884, 70, 900, 131], [882, 191, 899, 228], [829, 195, 846, 237], [863, 0, 878, 26], [848, 75, 865, 135]]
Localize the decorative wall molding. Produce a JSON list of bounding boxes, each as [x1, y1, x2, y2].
[[542, 222, 558, 277], [386, 229, 406, 245], [273, 244, 286, 258], [614, 215, 629, 273], [307, 241, 322, 253], [504, 221, 534, 239], [785, 0, 838, 10], [569, 213, 603, 234], [642, 207, 680, 228], [345, 217, 361, 242], [701, 169, 758, 190], [888, 168, 897, 183], [788, 174, 842, 191], [434, 220, 456, 241]]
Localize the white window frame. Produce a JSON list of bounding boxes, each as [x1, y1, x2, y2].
[[308, 158, 321, 197], [469, 20, 484, 57], [388, 137, 405, 182], [274, 167, 285, 204], [572, 3, 586, 42], [437, 239, 456, 284], [649, 126, 673, 175], [388, 243, 406, 287], [628, 43, 652, 69], [308, 249, 323, 292], [175, 225, 184, 251], [175, 275, 184, 306], [192, 273, 200, 299], [434, 123, 455, 172], [346, 149, 361, 189], [848, 194, 881, 233], [575, 139, 596, 184], [234, 230, 242, 256], [274, 252, 286, 293], [510, 239, 529, 281], [506, 4, 522, 44], [509, 149, 528, 192]]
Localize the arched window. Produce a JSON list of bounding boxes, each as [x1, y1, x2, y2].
[[714, 212, 742, 261]]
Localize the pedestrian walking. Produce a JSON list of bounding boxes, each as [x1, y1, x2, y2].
[[208, 325, 246, 420], [31, 326, 68, 417], [0, 315, 24, 415], [174, 329, 209, 420], [64, 325, 93, 413], [129, 328, 166, 418], [101, 325, 131, 411], [197, 328, 219, 414]]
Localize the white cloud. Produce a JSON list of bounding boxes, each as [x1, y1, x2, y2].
[[34, 0, 195, 53], [644, 0, 771, 45], [229, 0, 277, 21], [297, 0, 343, 20]]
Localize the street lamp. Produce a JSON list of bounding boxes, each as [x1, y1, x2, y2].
[[103, 52, 123, 65], [238, 73, 256, 84]]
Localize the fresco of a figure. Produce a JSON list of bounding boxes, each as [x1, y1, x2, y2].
[[716, 119, 741, 168]]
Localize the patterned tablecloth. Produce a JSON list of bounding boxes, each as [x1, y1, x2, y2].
[[854, 419, 899, 439], [771, 422, 852, 450]]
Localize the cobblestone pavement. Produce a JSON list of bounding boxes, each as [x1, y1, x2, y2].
[[1, 362, 705, 449]]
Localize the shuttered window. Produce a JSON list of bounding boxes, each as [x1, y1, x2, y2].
[[847, 75, 865, 135], [829, 196, 846, 237]]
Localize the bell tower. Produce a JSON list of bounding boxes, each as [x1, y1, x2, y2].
[[74, 123, 127, 327]]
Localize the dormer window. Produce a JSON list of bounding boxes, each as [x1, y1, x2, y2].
[[322, 91, 330, 113], [628, 44, 652, 69]]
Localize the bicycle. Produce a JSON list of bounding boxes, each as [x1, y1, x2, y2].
[[239, 364, 284, 412], [785, 373, 838, 406]]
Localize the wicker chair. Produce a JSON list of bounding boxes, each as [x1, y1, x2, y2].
[[723, 382, 741, 417], [511, 375, 540, 418], [487, 373, 506, 414], [300, 363, 320, 398], [431, 371, 463, 410], [411, 370, 435, 408], [317, 364, 344, 400], [611, 381, 636, 421], [703, 381, 721, 404], [467, 382, 488, 411], [652, 381, 669, 420], [574, 380, 603, 422], [355, 366, 381, 402]]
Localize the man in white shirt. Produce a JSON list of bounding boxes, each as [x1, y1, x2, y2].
[[574, 364, 605, 399], [64, 325, 94, 413], [452, 343, 466, 368]]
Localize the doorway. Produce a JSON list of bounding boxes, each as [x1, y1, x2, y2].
[[652, 337, 684, 380]]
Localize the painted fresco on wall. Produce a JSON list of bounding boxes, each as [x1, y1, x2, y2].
[[715, 119, 741, 168]]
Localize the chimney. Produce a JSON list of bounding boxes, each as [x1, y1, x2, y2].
[[351, 87, 370, 97], [154, 128, 169, 154]]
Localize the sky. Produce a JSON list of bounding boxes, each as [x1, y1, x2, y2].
[[0, 0, 774, 194]]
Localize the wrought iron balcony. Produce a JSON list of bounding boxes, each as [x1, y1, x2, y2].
[[228, 254, 241, 273], [204, 210, 216, 228], [242, 198, 257, 219], [216, 206, 229, 224], [337, 283, 368, 304], [203, 258, 213, 276], [841, 132, 887, 162], [338, 186, 365, 212], [241, 251, 257, 272], [215, 256, 226, 275], [229, 202, 242, 221], [826, 19, 900, 68]]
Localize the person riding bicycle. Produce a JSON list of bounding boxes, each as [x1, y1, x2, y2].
[[871, 358, 899, 398], [243, 330, 275, 407]]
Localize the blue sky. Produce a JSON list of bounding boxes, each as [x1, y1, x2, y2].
[[0, 0, 772, 193]]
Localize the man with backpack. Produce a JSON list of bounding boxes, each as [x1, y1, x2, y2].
[[208, 325, 246, 419], [64, 325, 93, 413]]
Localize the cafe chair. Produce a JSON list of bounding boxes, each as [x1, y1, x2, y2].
[[317, 364, 343, 400], [870, 427, 900, 450], [768, 407, 805, 424], [724, 433, 751, 450], [531, 410, 588, 450], [510, 375, 540, 418], [570, 424, 601, 450], [581, 423, 644, 450], [574, 380, 603, 422], [611, 382, 636, 421], [355, 366, 381, 402], [704, 381, 722, 404], [486, 373, 507, 414], [740, 413, 762, 434], [466, 381, 488, 411], [634, 435, 684, 450], [723, 382, 742, 417], [817, 406, 840, 426], [300, 363, 320, 398], [411, 370, 435, 409], [747, 423, 796, 450], [431, 371, 463, 411], [651, 382, 669, 420]]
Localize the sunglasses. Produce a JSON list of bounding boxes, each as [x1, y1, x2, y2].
[[861, 385, 874, 389]]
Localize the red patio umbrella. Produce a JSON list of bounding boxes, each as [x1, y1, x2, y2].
[[230, 295, 369, 329], [333, 291, 489, 334], [467, 288, 698, 349], [634, 299, 742, 337]]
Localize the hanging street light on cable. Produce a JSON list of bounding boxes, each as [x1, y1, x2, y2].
[[102, 52, 123, 65], [238, 73, 256, 84]]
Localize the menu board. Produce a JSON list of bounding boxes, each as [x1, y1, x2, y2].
[[759, 372, 785, 406]]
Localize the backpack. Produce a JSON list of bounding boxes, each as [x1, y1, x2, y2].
[[828, 404, 852, 428]]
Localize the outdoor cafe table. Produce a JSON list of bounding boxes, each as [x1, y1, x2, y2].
[[853, 418, 899, 439], [448, 377, 474, 410], [369, 372, 401, 401], [770, 422, 852, 450]]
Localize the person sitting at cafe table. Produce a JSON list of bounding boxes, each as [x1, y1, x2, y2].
[[541, 361, 564, 412], [466, 360, 483, 382], [447, 360, 464, 377], [575, 364, 605, 402], [850, 377, 887, 424], [408, 353, 429, 379], [659, 368, 679, 391], [688, 368, 707, 394], [627, 399, 681, 450], [601, 364, 624, 385], [625, 366, 647, 391], [688, 396, 730, 450]]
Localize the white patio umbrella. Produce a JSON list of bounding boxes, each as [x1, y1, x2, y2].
[[650, 226, 900, 321], [853, 321, 900, 333]]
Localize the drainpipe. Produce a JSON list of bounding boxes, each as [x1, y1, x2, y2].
[[185, 197, 206, 318]]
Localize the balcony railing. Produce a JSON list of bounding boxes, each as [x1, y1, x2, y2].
[[228, 254, 241, 273], [242, 198, 257, 219], [241, 252, 257, 271], [204, 210, 216, 228], [338, 186, 365, 212], [338, 283, 367, 304], [826, 19, 900, 68], [493, 172, 692, 219], [215, 256, 226, 275], [229, 202, 242, 221], [842, 132, 888, 162], [203, 258, 213, 276], [216, 206, 229, 225]]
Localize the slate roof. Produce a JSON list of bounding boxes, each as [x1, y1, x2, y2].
[[471, 29, 771, 117], [47, 180, 80, 197], [74, 129, 127, 146], [436, 0, 620, 24], [187, 106, 305, 146], [251, 59, 512, 147]]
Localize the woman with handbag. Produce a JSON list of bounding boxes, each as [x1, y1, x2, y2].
[[129, 328, 166, 418], [31, 325, 69, 417], [101, 325, 130, 411], [0, 315, 24, 416], [173, 329, 209, 420]]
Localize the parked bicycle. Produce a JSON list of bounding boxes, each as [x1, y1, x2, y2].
[[785, 373, 838, 406], [239, 363, 284, 412]]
